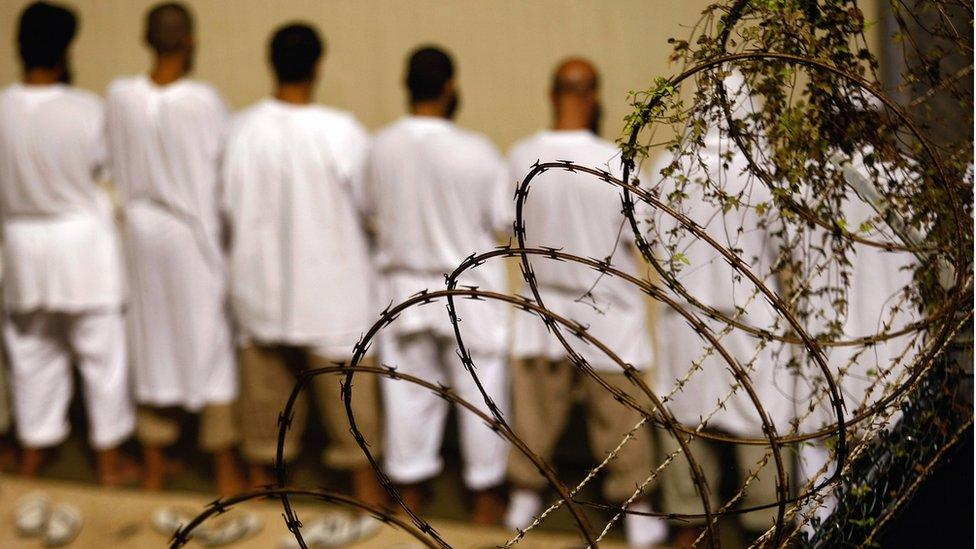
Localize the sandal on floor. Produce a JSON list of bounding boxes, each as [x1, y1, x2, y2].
[[15, 492, 51, 537], [279, 513, 381, 548], [43, 503, 83, 547], [197, 511, 263, 547], [151, 506, 206, 539]]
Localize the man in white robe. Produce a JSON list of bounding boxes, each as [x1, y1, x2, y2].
[[504, 59, 666, 547], [222, 23, 385, 514], [0, 1, 135, 485], [792, 146, 922, 533], [365, 46, 511, 524], [649, 112, 796, 542], [105, 2, 241, 495]]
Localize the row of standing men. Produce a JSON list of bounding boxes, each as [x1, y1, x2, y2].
[[0, 2, 921, 546], [1, 4, 676, 544]]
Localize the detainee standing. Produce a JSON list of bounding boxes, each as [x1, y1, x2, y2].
[[0, 1, 135, 485], [222, 24, 385, 540], [366, 46, 511, 524], [105, 2, 242, 494], [504, 58, 666, 547]]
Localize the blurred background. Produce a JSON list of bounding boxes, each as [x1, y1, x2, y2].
[[0, 0, 888, 150]]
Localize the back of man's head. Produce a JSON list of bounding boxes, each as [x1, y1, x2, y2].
[[18, 1, 77, 71], [551, 57, 599, 97], [270, 23, 324, 84], [405, 46, 454, 103], [145, 2, 193, 55]]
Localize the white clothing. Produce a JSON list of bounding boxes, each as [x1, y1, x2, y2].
[[365, 116, 510, 354], [366, 116, 511, 489], [380, 332, 509, 489], [106, 75, 235, 410], [648, 127, 793, 436], [222, 99, 376, 359], [4, 310, 133, 449], [0, 84, 123, 312], [793, 154, 921, 431], [507, 130, 653, 372]]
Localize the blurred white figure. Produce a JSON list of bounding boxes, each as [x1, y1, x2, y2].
[[0, 2, 134, 484], [793, 146, 923, 536], [222, 23, 385, 521], [105, 3, 241, 494], [365, 46, 511, 523], [648, 72, 796, 542], [504, 58, 664, 547]]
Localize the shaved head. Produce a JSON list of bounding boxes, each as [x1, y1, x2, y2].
[[145, 2, 193, 55], [550, 57, 602, 134], [551, 57, 599, 96]]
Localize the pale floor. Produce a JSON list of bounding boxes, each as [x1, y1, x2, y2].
[[0, 475, 631, 549]]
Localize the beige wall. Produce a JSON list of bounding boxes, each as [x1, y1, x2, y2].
[[0, 0, 727, 151], [0, 0, 885, 149]]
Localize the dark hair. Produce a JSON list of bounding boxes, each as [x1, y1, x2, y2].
[[406, 46, 454, 103], [269, 23, 324, 84], [18, 1, 77, 71], [145, 2, 193, 55]]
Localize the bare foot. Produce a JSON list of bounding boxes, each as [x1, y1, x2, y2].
[[472, 488, 506, 525], [142, 445, 168, 490], [394, 482, 427, 516], [213, 449, 245, 497], [352, 466, 388, 511], [97, 447, 141, 487], [0, 439, 18, 472], [673, 526, 705, 548], [20, 447, 46, 477]]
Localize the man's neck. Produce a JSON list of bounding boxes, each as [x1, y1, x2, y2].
[[23, 67, 61, 86], [553, 115, 589, 131], [275, 82, 313, 105], [410, 101, 447, 119], [150, 54, 187, 86]]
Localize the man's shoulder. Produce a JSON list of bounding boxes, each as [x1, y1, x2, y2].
[[60, 87, 103, 113], [175, 79, 225, 107], [228, 101, 273, 137], [447, 125, 499, 160], [106, 75, 142, 97], [507, 131, 546, 156], [309, 104, 363, 130], [372, 118, 409, 146]]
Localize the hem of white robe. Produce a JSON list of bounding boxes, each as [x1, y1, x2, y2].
[[384, 455, 443, 485], [463, 463, 507, 491], [234, 331, 376, 360], [510, 350, 649, 372], [3, 301, 125, 316], [667, 416, 797, 439], [91, 413, 135, 451], [18, 423, 71, 450], [134, 389, 238, 413]]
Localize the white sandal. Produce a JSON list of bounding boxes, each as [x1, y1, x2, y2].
[[197, 511, 263, 547], [279, 513, 381, 548], [151, 506, 201, 538], [42, 503, 83, 547], [15, 492, 51, 537]]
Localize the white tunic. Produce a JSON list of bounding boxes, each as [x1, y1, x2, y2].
[[507, 130, 653, 372], [0, 83, 123, 313], [793, 154, 921, 431], [106, 75, 235, 410], [649, 128, 794, 436], [222, 99, 377, 359], [365, 116, 510, 354]]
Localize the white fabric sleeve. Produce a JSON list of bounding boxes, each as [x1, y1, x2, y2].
[[341, 118, 372, 216], [491, 159, 515, 237], [90, 100, 110, 184]]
